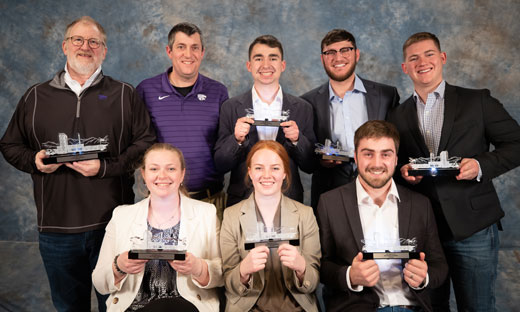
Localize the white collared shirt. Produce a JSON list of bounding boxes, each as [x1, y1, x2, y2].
[[64, 64, 102, 97], [346, 178, 422, 307], [252, 85, 283, 141]]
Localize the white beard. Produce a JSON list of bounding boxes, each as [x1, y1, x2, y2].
[[67, 54, 101, 76]]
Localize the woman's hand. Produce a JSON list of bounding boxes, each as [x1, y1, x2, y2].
[[239, 246, 270, 285], [113, 251, 148, 285], [278, 244, 306, 280], [169, 252, 203, 277], [169, 252, 209, 286], [116, 251, 148, 275]]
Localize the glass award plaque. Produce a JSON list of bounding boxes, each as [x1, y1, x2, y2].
[[245, 108, 290, 127], [244, 225, 299, 250], [128, 228, 187, 260], [408, 151, 460, 177], [361, 238, 419, 260], [42, 133, 109, 164], [314, 139, 353, 162]]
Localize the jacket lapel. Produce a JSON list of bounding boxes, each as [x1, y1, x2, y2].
[[279, 196, 300, 286], [403, 96, 430, 156], [237, 91, 259, 143], [397, 186, 411, 241], [239, 195, 265, 282], [127, 197, 151, 251], [316, 83, 333, 141], [179, 195, 199, 249], [437, 83, 457, 154], [342, 184, 365, 251], [362, 78, 381, 120], [280, 195, 300, 239]]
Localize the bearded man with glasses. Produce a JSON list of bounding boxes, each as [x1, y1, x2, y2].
[[0, 16, 155, 311], [302, 29, 400, 211]]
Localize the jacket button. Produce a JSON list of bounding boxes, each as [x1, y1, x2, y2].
[[197, 294, 202, 300], [113, 297, 119, 304]]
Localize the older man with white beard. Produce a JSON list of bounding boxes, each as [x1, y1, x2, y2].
[[0, 16, 155, 311]]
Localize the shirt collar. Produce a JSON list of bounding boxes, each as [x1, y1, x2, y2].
[[163, 67, 201, 94], [413, 80, 446, 104], [355, 177, 400, 206], [64, 63, 102, 87], [252, 85, 283, 105], [328, 74, 366, 101]]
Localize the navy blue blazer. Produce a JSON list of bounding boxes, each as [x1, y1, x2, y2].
[[214, 89, 316, 207]]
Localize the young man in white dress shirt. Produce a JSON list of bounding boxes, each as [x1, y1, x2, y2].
[[214, 35, 316, 207], [317, 120, 447, 312]]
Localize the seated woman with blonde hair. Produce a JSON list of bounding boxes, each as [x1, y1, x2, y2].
[[92, 143, 222, 311], [220, 140, 321, 312]]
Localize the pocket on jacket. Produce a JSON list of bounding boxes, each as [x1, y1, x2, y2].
[[470, 190, 500, 211]]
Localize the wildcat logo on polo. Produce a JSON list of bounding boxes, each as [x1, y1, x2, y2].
[[197, 94, 207, 101]]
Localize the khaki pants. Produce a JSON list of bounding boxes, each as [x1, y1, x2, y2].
[[189, 190, 227, 221]]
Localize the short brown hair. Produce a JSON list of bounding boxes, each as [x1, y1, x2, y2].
[[248, 35, 284, 60], [354, 120, 400, 153], [139, 143, 189, 196], [402, 32, 441, 60], [321, 29, 357, 52], [167, 22, 204, 50], [245, 140, 291, 193], [65, 16, 107, 45]]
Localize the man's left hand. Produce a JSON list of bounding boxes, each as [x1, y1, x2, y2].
[[403, 252, 428, 288], [281, 120, 299, 143], [65, 159, 100, 177], [456, 158, 479, 180]]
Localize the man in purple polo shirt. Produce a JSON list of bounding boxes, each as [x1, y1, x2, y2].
[[137, 22, 229, 216]]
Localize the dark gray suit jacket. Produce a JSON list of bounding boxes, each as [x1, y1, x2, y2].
[[317, 181, 448, 312], [387, 83, 520, 241], [301, 77, 399, 209], [214, 90, 316, 207]]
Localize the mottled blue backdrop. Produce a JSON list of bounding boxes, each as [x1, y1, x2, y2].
[[1, 0, 519, 310]]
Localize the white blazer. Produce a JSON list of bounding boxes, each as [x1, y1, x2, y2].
[[92, 195, 223, 311]]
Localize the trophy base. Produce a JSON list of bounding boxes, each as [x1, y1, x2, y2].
[[322, 154, 352, 162], [43, 151, 109, 164], [245, 239, 299, 250], [408, 168, 460, 177], [253, 120, 282, 127], [128, 249, 186, 260], [363, 251, 420, 260]]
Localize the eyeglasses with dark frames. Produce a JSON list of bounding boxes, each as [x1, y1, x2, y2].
[[66, 36, 104, 49], [322, 47, 355, 57]]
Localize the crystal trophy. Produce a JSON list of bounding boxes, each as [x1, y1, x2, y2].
[[245, 108, 290, 127], [362, 238, 420, 260], [244, 225, 299, 250], [314, 139, 353, 162], [42, 133, 109, 164], [408, 151, 460, 177], [128, 228, 187, 260]]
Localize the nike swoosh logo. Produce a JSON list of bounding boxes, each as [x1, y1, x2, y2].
[[158, 95, 170, 100]]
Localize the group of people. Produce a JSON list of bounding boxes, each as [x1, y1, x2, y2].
[[1, 14, 520, 312]]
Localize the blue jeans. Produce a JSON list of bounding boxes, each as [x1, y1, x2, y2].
[[39, 230, 108, 312], [431, 224, 499, 312]]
